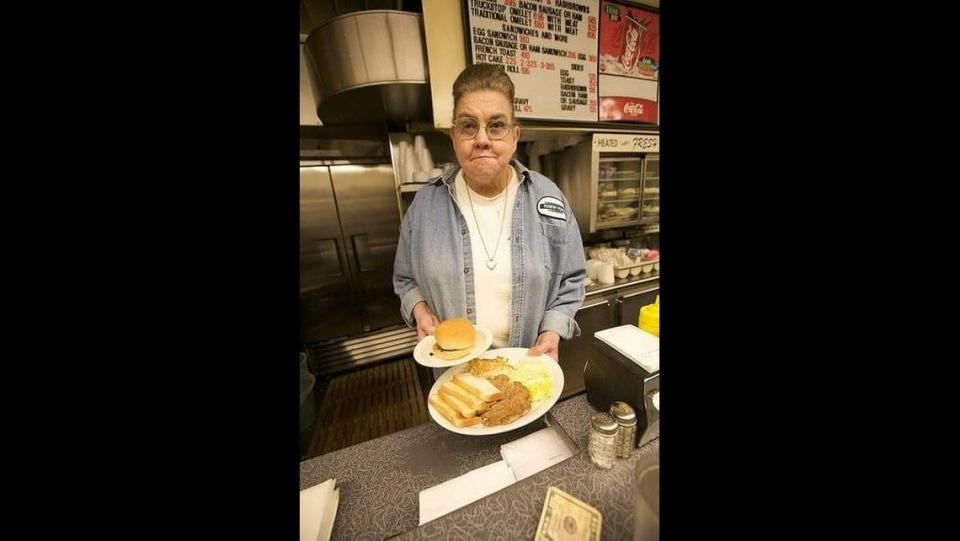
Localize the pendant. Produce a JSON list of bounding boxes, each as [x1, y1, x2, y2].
[[485, 260, 497, 270]]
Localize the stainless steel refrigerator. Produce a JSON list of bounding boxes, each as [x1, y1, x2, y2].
[[300, 163, 403, 344]]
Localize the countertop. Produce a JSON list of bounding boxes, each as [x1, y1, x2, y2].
[[300, 393, 659, 540], [585, 272, 660, 298]]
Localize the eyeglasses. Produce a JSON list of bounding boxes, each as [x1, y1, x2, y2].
[[452, 117, 515, 140]]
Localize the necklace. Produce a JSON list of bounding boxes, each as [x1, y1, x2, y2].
[[466, 182, 509, 270]]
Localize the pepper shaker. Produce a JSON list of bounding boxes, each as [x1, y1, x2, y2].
[[610, 401, 638, 458], [589, 413, 619, 469]]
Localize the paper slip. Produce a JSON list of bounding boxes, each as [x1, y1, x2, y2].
[[300, 478, 339, 541], [418, 460, 517, 525], [500, 428, 574, 481], [535, 487, 602, 541]]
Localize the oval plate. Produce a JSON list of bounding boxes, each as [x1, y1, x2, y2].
[[427, 348, 564, 435]]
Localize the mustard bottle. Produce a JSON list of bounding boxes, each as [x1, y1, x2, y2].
[[639, 295, 659, 337]]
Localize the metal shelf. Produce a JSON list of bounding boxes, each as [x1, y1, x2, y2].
[[598, 177, 642, 182], [598, 218, 641, 228], [398, 183, 428, 193], [599, 197, 642, 204], [600, 156, 643, 163]]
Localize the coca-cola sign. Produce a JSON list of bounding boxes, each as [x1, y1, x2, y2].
[[623, 102, 644, 115], [600, 96, 657, 123], [598, 0, 659, 81], [597, 0, 659, 124]]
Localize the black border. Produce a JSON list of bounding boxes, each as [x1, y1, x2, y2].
[[59, 3, 302, 537], [656, 0, 925, 535]]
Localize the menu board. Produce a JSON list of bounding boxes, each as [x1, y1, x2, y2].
[[465, 0, 600, 122], [597, 1, 659, 123]]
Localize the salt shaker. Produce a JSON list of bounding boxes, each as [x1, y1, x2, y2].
[[589, 413, 619, 469], [610, 401, 638, 458]]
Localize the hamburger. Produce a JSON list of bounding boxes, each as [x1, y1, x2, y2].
[[430, 317, 476, 361]]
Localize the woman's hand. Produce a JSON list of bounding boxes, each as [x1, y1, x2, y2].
[[412, 301, 440, 341], [528, 331, 561, 362]]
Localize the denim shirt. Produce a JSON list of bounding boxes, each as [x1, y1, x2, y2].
[[393, 159, 586, 347]]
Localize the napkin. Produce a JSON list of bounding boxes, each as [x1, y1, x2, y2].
[[500, 427, 574, 481], [418, 460, 516, 525], [300, 478, 339, 541], [594, 325, 659, 373]]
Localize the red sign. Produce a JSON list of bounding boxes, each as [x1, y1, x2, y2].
[[599, 96, 658, 123], [597, 1, 659, 123], [598, 1, 659, 80]]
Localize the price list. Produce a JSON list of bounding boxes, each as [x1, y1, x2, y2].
[[466, 0, 600, 121]]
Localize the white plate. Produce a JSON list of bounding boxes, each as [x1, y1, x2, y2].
[[413, 325, 494, 368], [427, 348, 565, 435]]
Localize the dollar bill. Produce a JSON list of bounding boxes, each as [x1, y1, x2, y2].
[[535, 486, 602, 541]]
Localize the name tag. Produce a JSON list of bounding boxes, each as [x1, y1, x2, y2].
[[537, 196, 567, 221]]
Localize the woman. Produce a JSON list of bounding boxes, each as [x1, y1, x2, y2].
[[393, 64, 586, 365]]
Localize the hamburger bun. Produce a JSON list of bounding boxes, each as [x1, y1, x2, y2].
[[431, 342, 472, 360], [430, 318, 476, 360]]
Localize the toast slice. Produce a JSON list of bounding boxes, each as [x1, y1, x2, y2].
[[429, 394, 481, 427], [439, 388, 481, 418], [453, 373, 505, 402], [440, 382, 492, 413]]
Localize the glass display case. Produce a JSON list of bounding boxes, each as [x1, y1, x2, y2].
[[598, 156, 643, 227], [639, 155, 659, 229], [551, 133, 660, 235]]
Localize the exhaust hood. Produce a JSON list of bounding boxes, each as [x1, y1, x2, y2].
[[304, 10, 432, 126]]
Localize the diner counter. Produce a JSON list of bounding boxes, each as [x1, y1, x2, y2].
[[300, 393, 659, 540], [584, 271, 660, 298]]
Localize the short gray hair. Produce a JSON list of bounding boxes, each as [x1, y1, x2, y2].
[[452, 64, 516, 119]]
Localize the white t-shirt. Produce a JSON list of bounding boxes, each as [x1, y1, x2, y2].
[[454, 168, 520, 348]]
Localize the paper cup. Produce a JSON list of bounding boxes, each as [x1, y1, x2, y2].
[[598, 263, 615, 285]]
